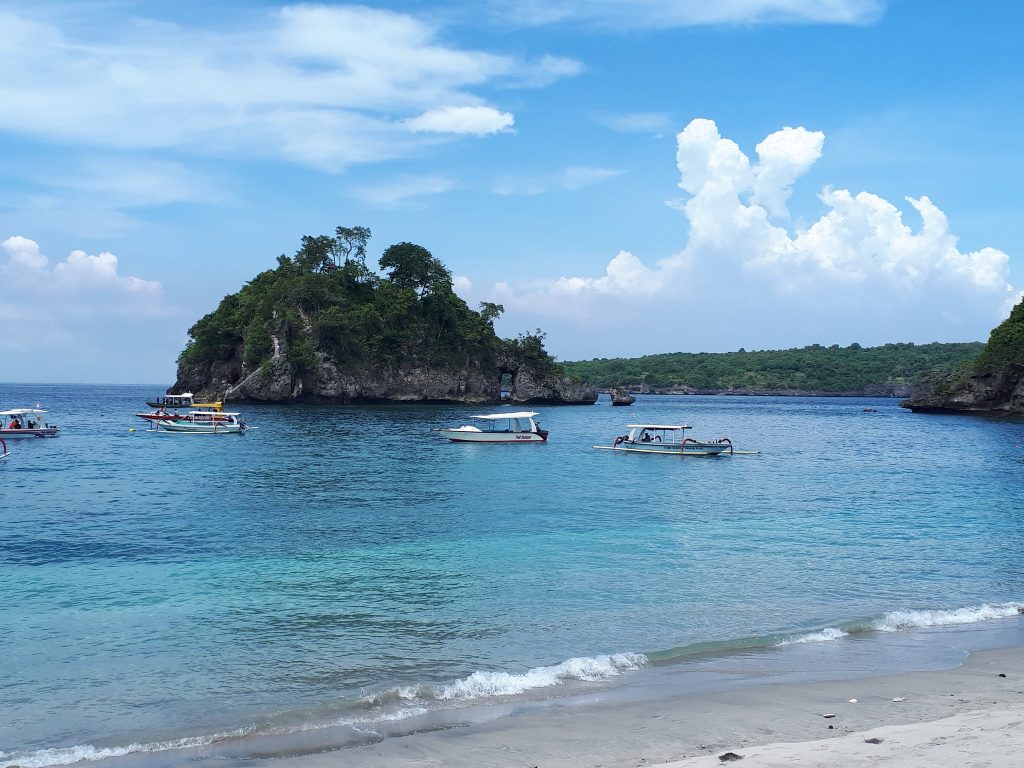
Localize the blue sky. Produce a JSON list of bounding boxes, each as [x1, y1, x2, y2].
[[1, 0, 1021, 384]]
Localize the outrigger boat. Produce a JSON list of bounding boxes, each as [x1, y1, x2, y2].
[[594, 424, 734, 456], [153, 411, 248, 434], [135, 404, 223, 423], [0, 437, 9, 460], [0, 408, 60, 438], [436, 411, 548, 443]]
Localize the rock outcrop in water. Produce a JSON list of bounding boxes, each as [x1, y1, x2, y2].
[[172, 228, 597, 405], [901, 298, 1024, 415]]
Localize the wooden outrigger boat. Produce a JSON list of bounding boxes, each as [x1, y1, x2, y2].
[[153, 411, 248, 434], [594, 424, 736, 456], [0, 408, 60, 438], [436, 411, 549, 443]]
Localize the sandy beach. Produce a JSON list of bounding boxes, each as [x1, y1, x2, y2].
[[277, 645, 1024, 768]]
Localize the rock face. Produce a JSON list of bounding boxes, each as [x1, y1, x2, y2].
[[899, 364, 1024, 415], [174, 326, 595, 405], [609, 387, 636, 406]]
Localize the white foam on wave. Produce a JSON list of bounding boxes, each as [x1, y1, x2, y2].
[[1, 730, 251, 768], [361, 651, 647, 709], [873, 602, 1024, 632], [776, 626, 847, 646], [437, 652, 647, 701]]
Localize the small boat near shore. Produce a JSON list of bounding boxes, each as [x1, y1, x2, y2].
[[594, 424, 735, 456], [436, 411, 548, 443], [153, 411, 248, 434], [0, 408, 60, 438]]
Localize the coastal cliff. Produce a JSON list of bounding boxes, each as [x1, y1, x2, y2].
[[901, 298, 1024, 415], [172, 228, 596, 405]]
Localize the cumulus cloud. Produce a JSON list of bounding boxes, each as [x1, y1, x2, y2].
[[486, 119, 1015, 353], [490, 0, 884, 29], [0, 5, 576, 171], [0, 236, 176, 380], [1, 235, 162, 308]]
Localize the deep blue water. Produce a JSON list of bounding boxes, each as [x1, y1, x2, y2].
[[2, 384, 1024, 765]]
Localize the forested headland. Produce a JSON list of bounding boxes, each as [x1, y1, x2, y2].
[[173, 226, 595, 404], [561, 342, 985, 396]]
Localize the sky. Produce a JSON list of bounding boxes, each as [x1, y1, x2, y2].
[[1, 0, 1022, 384]]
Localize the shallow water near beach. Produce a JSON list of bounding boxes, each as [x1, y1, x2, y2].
[[2, 384, 1024, 766]]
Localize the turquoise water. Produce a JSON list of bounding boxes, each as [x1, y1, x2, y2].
[[2, 384, 1024, 765]]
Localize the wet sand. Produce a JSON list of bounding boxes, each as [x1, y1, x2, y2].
[[281, 645, 1024, 768]]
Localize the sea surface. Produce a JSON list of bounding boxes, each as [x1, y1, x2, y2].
[[2, 384, 1024, 766]]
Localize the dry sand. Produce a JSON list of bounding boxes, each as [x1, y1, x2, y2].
[[282, 645, 1024, 768]]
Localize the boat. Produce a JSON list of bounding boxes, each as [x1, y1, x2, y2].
[[135, 405, 224, 423], [145, 392, 223, 410], [0, 408, 60, 438], [0, 438, 9, 460], [594, 424, 733, 456], [154, 411, 248, 434], [436, 411, 548, 443]]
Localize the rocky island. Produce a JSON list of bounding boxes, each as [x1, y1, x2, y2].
[[901, 298, 1024, 415], [172, 227, 596, 405]]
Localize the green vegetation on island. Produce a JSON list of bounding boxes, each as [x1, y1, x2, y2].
[[902, 298, 1024, 413], [561, 342, 986, 395], [175, 226, 595, 404]]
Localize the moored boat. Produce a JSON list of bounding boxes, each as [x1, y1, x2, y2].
[[154, 411, 248, 434], [0, 408, 60, 438], [436, 411, 548, 443], [594, 424, 732, 456], [145, 392, 223, 410]]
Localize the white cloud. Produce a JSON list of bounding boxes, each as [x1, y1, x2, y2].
[[0, 236, 176, 380], [2, 235, 162, 306], [0, 5, 577, 171], [403, 106, 514, 135], [596, 111, 675, 135], [349, 174, 457, 207], [485, 118, 1015, 352], [493, 166, 622, 195], [490, 0, 884, 29]]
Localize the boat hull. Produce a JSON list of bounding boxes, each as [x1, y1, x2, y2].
[[157, 422, 243, 434], [437, 430, 547, 443], [0, 427, 60, 439], [594, 442, 730, 456]]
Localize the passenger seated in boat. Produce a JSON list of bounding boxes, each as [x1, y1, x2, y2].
[[641, 431, 652, 442], [26, 419, 36, 429], [8, 418, 21, 429]]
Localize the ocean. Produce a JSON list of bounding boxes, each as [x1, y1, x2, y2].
[[2, 384, 1023, 766]]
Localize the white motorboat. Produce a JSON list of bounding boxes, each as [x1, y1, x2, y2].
[[594, 424, 733, 456], [154, 411, 247, 434], [436, 411, 548, 443], [0, 408, 60, 438]]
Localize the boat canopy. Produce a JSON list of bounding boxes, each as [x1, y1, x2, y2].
[[469, 411, 540, 420], [0, 408, 48, 416], [626, 424, 690, 430]]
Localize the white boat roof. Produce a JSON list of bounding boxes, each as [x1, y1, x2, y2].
[[627, 424, 691, 430], [468, 411, 540, 420], [189, 410, 240, 415], [0, 408, 47, 416]]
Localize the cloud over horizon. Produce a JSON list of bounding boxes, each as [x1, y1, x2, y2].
[[485, 118, 1016, 356], [0, 5, 575, 172]]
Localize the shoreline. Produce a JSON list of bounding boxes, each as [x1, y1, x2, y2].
[[278, 644, 1024, 768]]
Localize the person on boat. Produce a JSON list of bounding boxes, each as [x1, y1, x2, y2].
[[26, 418, 36, 429], [8, 417, 22, 429]]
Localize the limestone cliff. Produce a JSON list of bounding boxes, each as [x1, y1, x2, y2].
[[901, 299, 1024, 415]]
